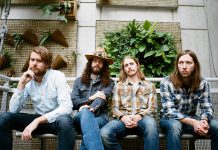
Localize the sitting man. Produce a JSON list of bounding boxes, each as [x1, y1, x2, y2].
[[160, 50, 218, 150], [71, 47, 114, 150], [0, 46, 75, 150], [101, 56, 159, 150]]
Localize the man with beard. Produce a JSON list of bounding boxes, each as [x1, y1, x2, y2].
[[101, 56, 159, 150], [0, 46, 75, 150], [71, 47, 114, 150], [159, 50, 218, 150]]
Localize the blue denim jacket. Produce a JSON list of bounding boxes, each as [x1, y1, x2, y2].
[[71, 77, 114, 120]]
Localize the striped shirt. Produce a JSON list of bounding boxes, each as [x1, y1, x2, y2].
[[160, 76, 213, 121], [112, 79, 157, 119]]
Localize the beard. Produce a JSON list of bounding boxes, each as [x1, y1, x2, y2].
[[91, 66, 102, 75], [180, 74, 194, 87], [31, 67, 47, 76]]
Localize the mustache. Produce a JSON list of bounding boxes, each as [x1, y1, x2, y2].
[[127, 69, 135, 72]]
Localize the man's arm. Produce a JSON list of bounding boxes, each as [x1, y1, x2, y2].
[[112, 83, 125, 118], [199, 79, 213, 121], [180, 117, 209, 136], [89, 79, 114, 111], [21, 116, 48, 141], [9, 70, 34, 112]]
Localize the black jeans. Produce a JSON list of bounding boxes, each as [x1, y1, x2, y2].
[[0, 112, 75, 150]]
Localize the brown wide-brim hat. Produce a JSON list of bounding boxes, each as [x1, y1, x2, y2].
[[85, 47, 114, 65]]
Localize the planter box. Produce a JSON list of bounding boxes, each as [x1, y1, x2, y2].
[[97, 0, 178, 9], [62, 1, 77, 21]]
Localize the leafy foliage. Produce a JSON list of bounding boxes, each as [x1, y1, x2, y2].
[[102, 20, 178, 77], [40, 1, 73, 22], [1, 48, 14, 68]]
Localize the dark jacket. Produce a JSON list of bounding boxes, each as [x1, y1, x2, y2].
[[71, 77, 114, 120]]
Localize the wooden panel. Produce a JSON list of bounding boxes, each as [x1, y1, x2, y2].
[[97, 0, 178, 9], [0, 20, 77, 77], [10, 0, 60, 5]]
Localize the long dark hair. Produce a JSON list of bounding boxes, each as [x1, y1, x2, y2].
[[170, 50, 201, 92], [81, 59, 111, 87]]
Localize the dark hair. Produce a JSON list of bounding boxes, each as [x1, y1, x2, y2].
[[118, 55, 145, 82], [81, 58, 111, 87], [170, 50, 201, 92]]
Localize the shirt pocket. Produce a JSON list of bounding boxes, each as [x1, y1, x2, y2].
[[137, 90, 149, 109], [80, 87, 89, 100], [119, 91, 132, 107], [46, 92, 58, 108]]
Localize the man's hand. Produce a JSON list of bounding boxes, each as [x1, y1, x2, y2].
[[121, 115, 137, 128], [89, 91, 106, 101], [21, 119, 39, 141], [180, 117, 209, 137], [193, 120, 209, 136], [131, 114, 142, 123], [79, 104, 94, 112], [18, 69, 35, 90]]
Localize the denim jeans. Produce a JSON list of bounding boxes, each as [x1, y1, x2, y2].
[[101, 116, 159, 150], [0, 112, 75, 150], [74, 108, 108, 150], [160, 117, 218, 150]]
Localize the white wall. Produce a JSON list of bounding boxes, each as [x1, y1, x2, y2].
[[1, 0, 217, 78]]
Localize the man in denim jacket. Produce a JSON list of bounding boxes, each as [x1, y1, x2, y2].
[[71, 47, 114, 150]]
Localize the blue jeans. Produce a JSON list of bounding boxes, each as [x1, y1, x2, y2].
[[101, 116, 159, 150], [74, 108, 108, 150], [0, 112, 75, 150], [160, 118, 218, 150]]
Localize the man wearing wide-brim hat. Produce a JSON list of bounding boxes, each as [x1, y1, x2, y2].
[[71, 47, 114, 150]]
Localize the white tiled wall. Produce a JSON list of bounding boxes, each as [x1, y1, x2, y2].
[[181, 30, 210, 76], [173, 6, 207, 29], [77, 27, 96, 75]]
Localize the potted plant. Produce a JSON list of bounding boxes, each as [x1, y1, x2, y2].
[[0, 48, 14, 70], [40, 29, 68, 47], [102, 20, 178, 77], [40, 0, 77, 22], [51, 54, 68, 70], [5, 30, 39, 49]]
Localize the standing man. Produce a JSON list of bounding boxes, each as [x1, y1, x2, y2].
[[71, 47, 114, 150], [101, 56, 159, 150], [0, 46, 75, 150], [160, 50, 218, 150]]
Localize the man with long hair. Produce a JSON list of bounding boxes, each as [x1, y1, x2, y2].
[[160, 50, 218, 150], [71, 47, 114, 150], [0, 46, 75, 150], [101, 56, 159, 150]]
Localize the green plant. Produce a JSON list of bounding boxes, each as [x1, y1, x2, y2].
[[12, 33, 23, 49], [40, 1, 74, 22], [0, 48, 14, 70], [102, 20, 178, 77]]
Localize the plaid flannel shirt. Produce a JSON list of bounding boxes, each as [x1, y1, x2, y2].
[[160, 76, 213, 121], [112, 79, 157, 119]]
